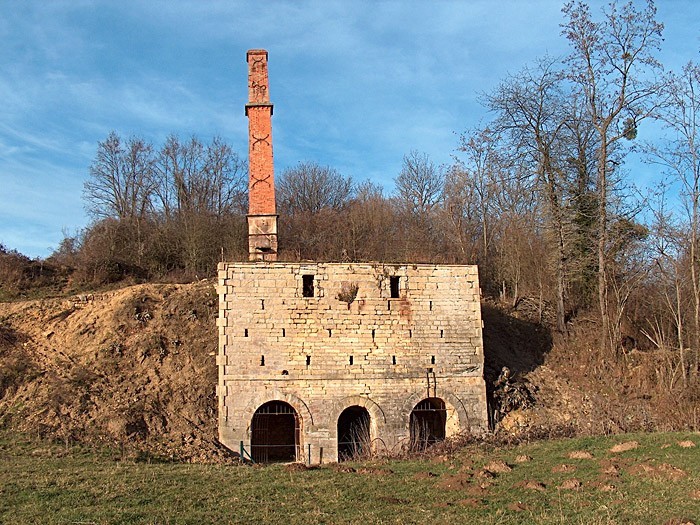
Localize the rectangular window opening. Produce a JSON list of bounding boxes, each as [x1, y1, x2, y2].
[[260, 355, 265, 366], [429, 301, 433, 311], [306, 355, 311, 366], [440, 329, 444, 338], [409, 329, 412, 338], [261, 299, 265, 310], [244, 328, 249, 337], [302, 274, 315, 297], [392, 355, 396, 365], [349, 355, 354, 365], [282, 328, 286, 337], [390, 276, 400, 298], [371, 329, 375, 340], [328, 329, 332, 337], [431, 355, 436, 365]]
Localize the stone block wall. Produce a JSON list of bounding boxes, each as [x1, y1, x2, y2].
[[217, 262, 488, 463]]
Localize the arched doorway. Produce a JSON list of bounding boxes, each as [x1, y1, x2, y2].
[[409, 398, 446, 451], [337, 405, 371, 461], [251, 401, 300, 463]]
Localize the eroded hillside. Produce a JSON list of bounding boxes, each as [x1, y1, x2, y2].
[[0, 281, 226, 461]]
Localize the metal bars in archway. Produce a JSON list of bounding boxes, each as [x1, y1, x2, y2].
[[251, 401, 300, 463], [409, 397, 447, 451]]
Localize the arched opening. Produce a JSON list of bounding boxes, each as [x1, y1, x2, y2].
[[410, 398, 446, 451], [337, 405, 371, 461], [251, 401, 300, 463]]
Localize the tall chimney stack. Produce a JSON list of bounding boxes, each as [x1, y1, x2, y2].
[[245, 49, 278, 261]]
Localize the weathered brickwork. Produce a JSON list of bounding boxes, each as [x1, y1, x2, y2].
[[246, 49, 277, 260], [217, 262, 488, 463]]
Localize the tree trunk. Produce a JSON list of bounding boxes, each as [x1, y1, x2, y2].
[[597, 140, 610, 353]]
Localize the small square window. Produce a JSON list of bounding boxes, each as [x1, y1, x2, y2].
[[390, 276, 400, 298], [302, 274, 315, 297]]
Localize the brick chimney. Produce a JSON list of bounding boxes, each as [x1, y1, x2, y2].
[[245, 49, 278, 261]]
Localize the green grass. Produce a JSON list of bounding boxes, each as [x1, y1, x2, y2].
[[0, 432, 697, 524]]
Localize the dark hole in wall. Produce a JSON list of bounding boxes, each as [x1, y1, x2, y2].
[[390, 276, 400, 298], [302, 274, 314, 297], [337, 405, 370, 461]]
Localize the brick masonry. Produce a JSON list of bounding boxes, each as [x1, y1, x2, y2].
[[246, 49, 278, 260], [217, 262, 488, 463]]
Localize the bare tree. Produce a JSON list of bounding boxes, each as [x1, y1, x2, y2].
[[151, 135, 247, 273], [647, 62, 700, 355], [155, 135, 246, 219], [486, 57, 571, 332], [562, 0, 664, 351], [278, 161, 354, 215], [83, 132, 156, 221], [455, 128, 504, 261], [394, 151, 444, 218]]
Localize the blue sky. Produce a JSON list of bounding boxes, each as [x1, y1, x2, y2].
[[1, 1, 698, 258]]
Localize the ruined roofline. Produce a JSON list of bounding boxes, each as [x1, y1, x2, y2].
[[218, 261, 480, 268]]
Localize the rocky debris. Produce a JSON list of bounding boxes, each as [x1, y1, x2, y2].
[[492, 367, 536, 424], [483, 460, 512, 473], [601, 464, 621, 477], [628, 462, 687, 481], [516, 480, 546, 492], [284, 462, 315, 472], [559, 478, 581, 490], [476, 468, 497, 479], [514, 454, 532, 463], [568, 450, 594, 459], [677, 440, 696, 448], [610, 441, 639, 453], [437, 472, 473, 490], [594, 482, 617, 492]]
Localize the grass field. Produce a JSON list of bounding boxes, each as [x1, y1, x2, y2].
[[0, 431, 697, 524]]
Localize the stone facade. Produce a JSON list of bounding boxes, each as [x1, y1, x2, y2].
[[217, 261, 488, 463]]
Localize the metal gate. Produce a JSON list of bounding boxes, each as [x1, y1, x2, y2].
[[251, 401, 300, 463], [409, 398, 447, 451]]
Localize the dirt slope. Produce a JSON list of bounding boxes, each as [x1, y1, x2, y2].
[[0, 280, 225, 461]]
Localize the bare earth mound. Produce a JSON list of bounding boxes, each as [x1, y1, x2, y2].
[[0, 281, 225, 462]]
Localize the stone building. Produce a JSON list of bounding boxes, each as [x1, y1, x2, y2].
[[217, 50, 487, 463]]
